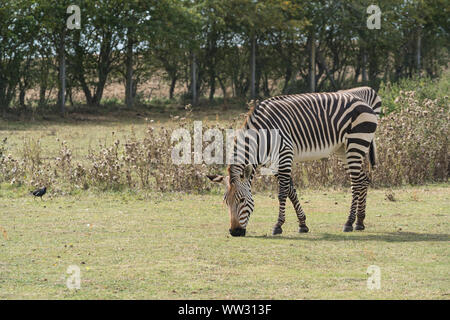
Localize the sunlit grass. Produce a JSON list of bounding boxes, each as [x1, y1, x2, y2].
[[0, 184, 448, 299], [0, 107, 243, 163], [1, 103, 448, 299]]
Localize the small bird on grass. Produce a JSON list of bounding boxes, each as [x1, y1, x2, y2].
[[31, 187, 46, 200]]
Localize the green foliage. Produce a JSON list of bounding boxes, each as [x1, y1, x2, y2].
[[0, 0, 448, 111], [379, 72, 450, 114], [0, 0, 40, 110]]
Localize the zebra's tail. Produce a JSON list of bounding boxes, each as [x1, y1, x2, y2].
[[369, 139, 377, 169]]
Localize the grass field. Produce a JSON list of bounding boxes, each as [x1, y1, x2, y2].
[[1, 183, 449, 299], [0, 107, 243, 162], [1, 107, 449, 300]]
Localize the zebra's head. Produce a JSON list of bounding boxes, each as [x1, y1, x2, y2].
[[207, 165, 254, 237]]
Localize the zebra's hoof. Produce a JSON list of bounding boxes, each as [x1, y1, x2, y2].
[[299, 226, 309, 233], [343, 224, 353, 232], [355, 224, 365, 231], [272, 226, 283, 235], [229, 228, 246, 237]]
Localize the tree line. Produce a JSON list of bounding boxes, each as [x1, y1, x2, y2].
[[0, 0, 448, 115]]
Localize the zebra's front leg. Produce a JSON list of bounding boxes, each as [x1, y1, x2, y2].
[[272, 175, 290, 235], [287, 178, 309, 233], [272, 147, 295, 236]]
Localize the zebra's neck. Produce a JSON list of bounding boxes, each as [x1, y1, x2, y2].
[[228, 163, 255, 185], [228, 164, 245, 183]]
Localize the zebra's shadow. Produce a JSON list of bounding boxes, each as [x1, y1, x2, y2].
[[246, 232, 450, 242]]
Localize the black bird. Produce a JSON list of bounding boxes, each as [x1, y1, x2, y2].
[[31, 187, 46, 200]]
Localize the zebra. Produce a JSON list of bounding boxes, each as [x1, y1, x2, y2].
[[339, 86, 382, 167], [339, 86, 382, 118], [208, 89, 380, 237]]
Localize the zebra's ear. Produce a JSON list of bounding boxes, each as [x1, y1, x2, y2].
[[243, 165, 253, 180], [207, 175, 225, 183]]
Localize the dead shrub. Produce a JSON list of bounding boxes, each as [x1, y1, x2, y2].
[[0, 91, 448, 193]]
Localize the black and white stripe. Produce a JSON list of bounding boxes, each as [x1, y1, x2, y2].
[[228, 89, 380, 234], [339, 86, 382, 118], [339, 86, 382, 167]]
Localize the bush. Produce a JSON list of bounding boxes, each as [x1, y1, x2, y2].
[[373, 91, 449, 186], [379, 73, 450, 114], [0, 83, 448, 193]]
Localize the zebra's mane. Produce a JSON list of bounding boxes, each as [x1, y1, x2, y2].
[[242, 102, 258, 130], [225, 103, 259, 184], [227, 164, 243, 185]]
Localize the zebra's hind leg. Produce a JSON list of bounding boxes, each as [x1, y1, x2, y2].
[[287, 178, 309, 233], [341, 152, 365, 232], [355, 172, 370, 230], [343, 184, 359, 232], [341, 104, 377, 232], [342, 153, 372, 232]]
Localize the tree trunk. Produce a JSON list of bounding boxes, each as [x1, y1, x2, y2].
[[74, 31, 94, 106], [19, 84, 26, 108], [18, 56, 31, 109], [39, 84, 47, 107], [68, 86, 74, 106], [282, 64, 292, 94], [262, 73, 270, 97], [125, 30, 134, 108], [250, 35, 256, 99], [192, 53, 197, 105], [74, 30, 113, 107], [58, 29, 66, 116], [92, 56, 111, 106], [218, 76, 227, 101], [416, 27, 421, 76], [169, 75, 177, 100], [37, 57, 49, 107], [209, 72, 216, 102], [93, 73, 107, 106], [308, 33, 316, 92], [368, 55, 377, 85], [317, 50, 337, 90], [0, 77, 17, 115], [354, 55, 361, 83], [362, 50, 368, 83]]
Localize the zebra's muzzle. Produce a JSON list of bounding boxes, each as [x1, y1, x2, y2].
[[229, 228, 246, 237]]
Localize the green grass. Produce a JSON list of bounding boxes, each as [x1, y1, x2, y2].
[[1, 102, 449, 299], [1, 184, 449, 299]]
